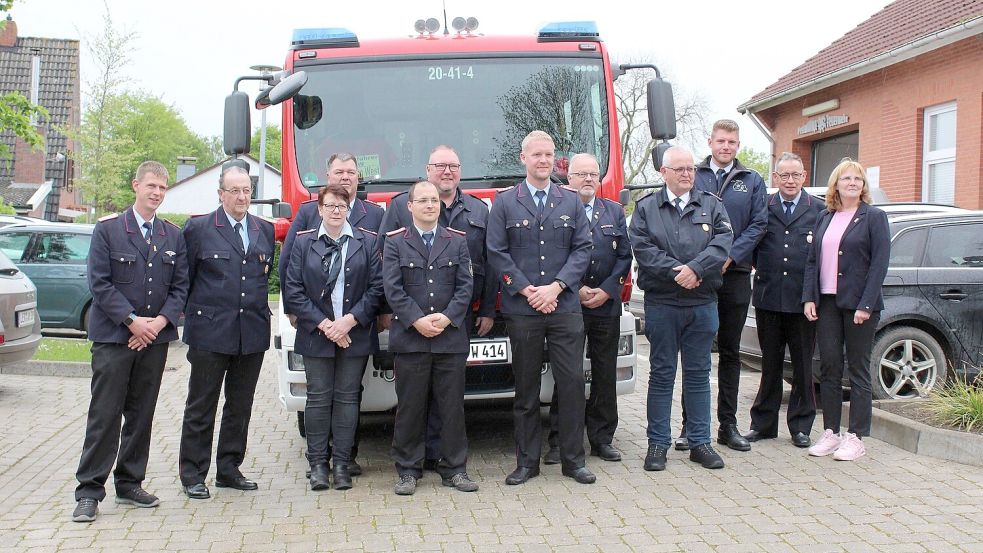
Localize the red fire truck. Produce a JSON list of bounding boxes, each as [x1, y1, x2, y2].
[[223, 19, 677, 428]]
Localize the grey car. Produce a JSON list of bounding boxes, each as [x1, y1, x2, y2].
[[740, 209, 983, 399], [0, 249, 42, 365]]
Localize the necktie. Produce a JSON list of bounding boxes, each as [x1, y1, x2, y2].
[[423, 231, 434, 252], [535, 190, 546, 216], [585, 203, 592, 221], [323, 235, 349, 302], [672, 197, 683, 215], [233, 222, 245, 253], [716, 168, 727, 192], [142, 222, 152, 243], [783, 201, 794, 217]]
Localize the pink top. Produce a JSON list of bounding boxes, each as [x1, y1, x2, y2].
[[819, 208, 857, 294]]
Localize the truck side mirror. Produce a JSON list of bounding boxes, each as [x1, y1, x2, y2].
[[224, 91, 251, 155], [269, 71, 308, 105], [651, 141, 672, 172], [273, 202, 293, 219], [647, 79, 677, 140], [619, 188, 631, 206]]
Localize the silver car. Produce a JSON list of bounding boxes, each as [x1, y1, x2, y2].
[[0, 249, 42, 366]]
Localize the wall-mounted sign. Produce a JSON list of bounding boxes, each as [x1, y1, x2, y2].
[[798, 114, 849, 136]]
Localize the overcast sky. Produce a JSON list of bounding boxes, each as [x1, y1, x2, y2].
[[10, 0, 889, 156]]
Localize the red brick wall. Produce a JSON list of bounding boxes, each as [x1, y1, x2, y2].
[[757, 36, 983, 208]]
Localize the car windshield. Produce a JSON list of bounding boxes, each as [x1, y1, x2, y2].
[[292, 56, 610, 190]]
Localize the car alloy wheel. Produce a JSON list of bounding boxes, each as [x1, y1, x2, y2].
[[871, 326, 947, 400]]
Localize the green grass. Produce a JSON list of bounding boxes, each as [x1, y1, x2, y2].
[[925, 376, 983, 433], [33, 338, 92, 362], [268, 293, 280, 302]]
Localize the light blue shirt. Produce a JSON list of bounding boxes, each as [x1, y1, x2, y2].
[[525, 180, 550, 208], [317, 221, 354, 320], [131, 208, 155, 237], [779, 190, 802, 211], [415, 224, 438, 247], [584, 198, 596, 220], [224, 210, 249, 252]]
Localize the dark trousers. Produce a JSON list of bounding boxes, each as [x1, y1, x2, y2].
[[749, 309, 817, 436], [547, 314, 620, 449], [507, 313, 586, 470], [679, 270, 751, 432], [304, 353, 367, 466], [391, 352, 469, 478], [424, 313, 476, 462], [178, 348, 265, 486], [75, 342, 169, 501], [816, 295, 878, 436]]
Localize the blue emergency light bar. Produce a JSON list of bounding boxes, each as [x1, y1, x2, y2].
[[537, 21, 601, 42], [290, 28, 360, 50]]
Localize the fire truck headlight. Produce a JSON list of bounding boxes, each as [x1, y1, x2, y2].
[[452, 17, 466, 32], [465, 17, 479, 32], [414, 20, 426, 34], [425, 18, 440, 34]]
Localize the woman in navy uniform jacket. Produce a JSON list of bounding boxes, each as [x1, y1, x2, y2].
[[282, 183, 384, 490], [803, 159, 890, 462]]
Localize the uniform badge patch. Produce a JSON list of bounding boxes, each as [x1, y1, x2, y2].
[[702, 224, 710, 232], [807, 235, 813, 243], [731, 180, 748, 192], [503, 274, 513, 285], [612, 240, 618, 250]]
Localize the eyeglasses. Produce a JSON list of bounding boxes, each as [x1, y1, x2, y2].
[[664, 166, 696, 175], [222, 187, 252, 196], [428, 163, 461, 172], [569, 172, 600, 180], [321, 204, 349, 212], [775, 172, 805, 182], [411, 198, 441, 205]]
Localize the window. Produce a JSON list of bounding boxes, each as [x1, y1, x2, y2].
[[0, 232, 33, 262], [922, 102, 956, 204], [889, 227, 926, 267], [924, 223, 983, 267], [811, 132, 858, 187], [31, 233, 90, 264]]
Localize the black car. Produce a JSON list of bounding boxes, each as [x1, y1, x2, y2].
[[740, 210, 983, 399]]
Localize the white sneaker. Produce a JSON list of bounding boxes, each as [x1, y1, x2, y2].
[[832, 432, 866, 461], [808, 429, 841, 457]]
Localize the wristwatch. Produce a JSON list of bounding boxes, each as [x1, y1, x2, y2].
[[125, 313, 138, 326], [554, 280, 567, 291]]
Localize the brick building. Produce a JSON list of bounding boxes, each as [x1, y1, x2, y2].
[[738, 0, 982, 208], [0, 16, 81, 218]]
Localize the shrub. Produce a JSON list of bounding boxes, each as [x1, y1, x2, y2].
[[924, 375, 983, 433]]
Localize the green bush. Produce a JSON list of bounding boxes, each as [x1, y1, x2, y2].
[[158, 212, 191, 229], [268, 241, 281, 294], [925, 376, 983, 433]]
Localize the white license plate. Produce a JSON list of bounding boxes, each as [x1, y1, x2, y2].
[[468, 340, 508, 363], [16, 309, 34, 328]]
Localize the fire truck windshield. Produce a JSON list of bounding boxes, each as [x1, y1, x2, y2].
[[291, 56, 610, 190]]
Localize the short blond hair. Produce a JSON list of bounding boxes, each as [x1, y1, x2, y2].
[[135, 161, 169, 183], [824, 158, 872, 211], [712, 119, 740, 135], [521, 130, 555, 152]]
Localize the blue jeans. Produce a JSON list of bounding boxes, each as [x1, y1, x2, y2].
[[303, 353, 367, 466], [644, 302, 718, 448]]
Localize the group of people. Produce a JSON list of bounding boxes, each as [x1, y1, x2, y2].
[[69, 120, 890, 524]]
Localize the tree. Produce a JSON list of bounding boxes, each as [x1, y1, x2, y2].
[[0, 5, 49, 164], [737, 146, 771, 179], [615, 59, 711, 185], [250, 125, 281, 171]]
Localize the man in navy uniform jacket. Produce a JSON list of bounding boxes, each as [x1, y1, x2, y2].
[[72, 161, 189, 523], [486, 130, 595, 486], [178, 163, 275, 499], [383, 181, 477, 496]]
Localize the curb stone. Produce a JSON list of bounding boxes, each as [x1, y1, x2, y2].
[[859, 400, 983, 468]]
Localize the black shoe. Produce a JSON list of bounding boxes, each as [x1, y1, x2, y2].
[[183, 482, 210, 499], [332, 465, 352, 490], [72, 498, 98, 522], [689, 443, 725, 469], [441, 472, 479, 492], [717, 424, 751, 452], [674, 432, 689, 451], [644, 444, 668, 471], [423, 458, 439, 472], [115, 488, 160, 508], [394, 474, 417, 496], [504, 466, 540, 485], [590, 444, 622, 462], [215, 475, 258, 491], [791, 432, 812, 448], [561, 466, 596, 484], [543, 446, 561, 465], [743, 429, 777, 443], [310, 464, 330, 491], [349, 460, 363, 476]]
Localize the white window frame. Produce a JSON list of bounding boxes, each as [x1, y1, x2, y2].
[[921, 102, 957, 203]]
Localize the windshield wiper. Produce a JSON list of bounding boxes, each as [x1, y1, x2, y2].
[[360, 178, 420, 186], [459, 175, 525, 182]]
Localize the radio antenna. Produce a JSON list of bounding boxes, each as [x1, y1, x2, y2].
[[442, 0, 450, 35]]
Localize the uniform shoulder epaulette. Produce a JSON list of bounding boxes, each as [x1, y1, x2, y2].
[[446, 227, 467, 236], [357, 226, 377, 236], [189, 212, 207, 218], [296, 228, 317, 235], [702, 190, 722, 202], [386, 227, 406, 237], [98, 213, 118, 222], [301, 198, 318, 204], [162, 218, 181, 228]]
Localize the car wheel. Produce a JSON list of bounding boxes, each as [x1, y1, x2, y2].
[[81, 303, 91, 334], [297, 411, 306, 438], [871, 327, 947, 400]]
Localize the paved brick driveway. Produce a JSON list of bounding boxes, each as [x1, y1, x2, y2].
[[1, 338, 982, 552]]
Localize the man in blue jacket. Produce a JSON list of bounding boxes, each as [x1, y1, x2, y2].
[[178, 163, 275, 499], [677, 119, 767, 453], [73, 161, 189, 522]]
